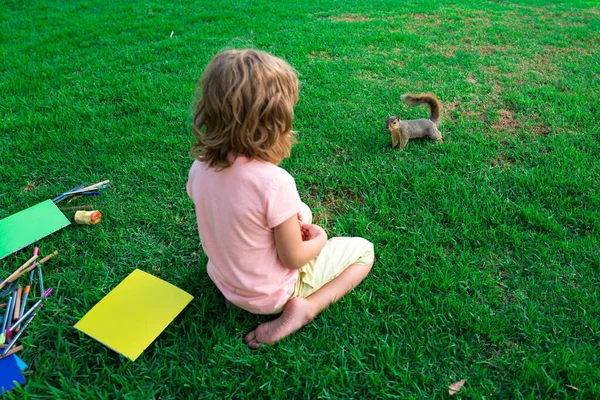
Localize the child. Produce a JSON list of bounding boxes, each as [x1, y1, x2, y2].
[[187, 49, 375, 349]]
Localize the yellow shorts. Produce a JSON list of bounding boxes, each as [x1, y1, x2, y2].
[[292, 203, 375, 299]]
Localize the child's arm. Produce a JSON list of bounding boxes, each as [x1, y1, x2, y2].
[[274, 215, 327, 270]]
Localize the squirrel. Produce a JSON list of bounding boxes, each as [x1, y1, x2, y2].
[[385, 93, 443, 151]]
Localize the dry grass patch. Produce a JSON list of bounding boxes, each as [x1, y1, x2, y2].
[[405, 13, 442, 30], [327, 14, 371, 22], [22, 182, 39, 193], [356, 70, 380, 82], [532, 124, 552, 136], [478, 44, 510, 56], [427, 43, 461, 58], [308, 51, 334, 60], [492, 109, 519, 132], [443, 100, 459, 123], [305, 183, 359, 228], [462, 95, 485, 120], [490, 153, 516, 168], [389, 59, 406, 69], [543, 44, 592, 57]]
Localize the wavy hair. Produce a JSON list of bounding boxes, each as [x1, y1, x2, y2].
[[191, 49, 299, 170]]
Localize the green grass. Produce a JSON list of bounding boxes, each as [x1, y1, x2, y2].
[[1, 0, 599, 398]]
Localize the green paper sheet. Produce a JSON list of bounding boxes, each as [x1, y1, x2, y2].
[[0, 200, 70, 260]]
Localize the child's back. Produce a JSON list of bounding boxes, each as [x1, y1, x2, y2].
[[187, 156, 301, 314]]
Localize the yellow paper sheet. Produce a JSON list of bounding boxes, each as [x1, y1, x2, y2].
[[74, 269, 193, 361]]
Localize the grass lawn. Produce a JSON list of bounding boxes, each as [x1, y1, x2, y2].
[[1, 0, 599, 398]]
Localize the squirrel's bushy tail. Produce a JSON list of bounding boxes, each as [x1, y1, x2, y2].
[[401, 93, 442, 126]]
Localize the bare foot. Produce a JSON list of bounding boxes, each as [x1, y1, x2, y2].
[[243, 297, 314, 349]]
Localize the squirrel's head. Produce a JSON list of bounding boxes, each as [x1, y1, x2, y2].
[[385, 116, 400, 132]]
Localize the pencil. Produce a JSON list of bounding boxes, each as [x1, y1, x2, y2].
[[20, 283, 31, 319], [0, 345, 23, 358], [0, 254, 38, 290], [61, 180, 110, 196], [13, 286, 22, 321], [18, 247, 36, 318], [7, 290, 17, 326], [7, 288, 52, 334], [3, 310, 39, 354], [10, 250, 59, 283], [28, 269, 35, 295], [3, 292, 17, 342], [52, 183, 85, 203], [1, 295, 12, 334], [78, 179, 110, 191], [37, 264, 45, 294]]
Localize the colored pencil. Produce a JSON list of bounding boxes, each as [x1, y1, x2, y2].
[[0, 344, 23, 358], [7, 288, 53, 334], [9, 250, 58, 283], [37, 264, 44, 294], [0, 281, 18, 304], [5, 290, 18, 340], [0, 254, 38, 290], [7, 291, 17, 327], [13, 286, 22, 321], [52, 183, 85, 204], [20, 283, 31, 319], [1, 295, 12, 334], [3, 310, 39, 354], [28, 269, 35, 295], [61, 180, 110, 196], [18, 248, 36, 318]]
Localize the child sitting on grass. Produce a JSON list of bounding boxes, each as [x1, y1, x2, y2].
[[187, 49, 375, 349]]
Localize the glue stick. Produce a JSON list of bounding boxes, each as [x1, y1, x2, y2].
[[74, 210, 102, 225]]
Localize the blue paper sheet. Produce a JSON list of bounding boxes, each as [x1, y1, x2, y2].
[[0, 354, 26, 394], [14, 355, 27, 371]]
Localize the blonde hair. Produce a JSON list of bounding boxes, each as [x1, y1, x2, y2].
[[191, 49, 299, 170]]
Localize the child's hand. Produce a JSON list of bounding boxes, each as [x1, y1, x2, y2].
[[300, 222, 311, 241], [299, 221, 326, 242], [297, 213, 309, 240], [309, 224, 326, 241]]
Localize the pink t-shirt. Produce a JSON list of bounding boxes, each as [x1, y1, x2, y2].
[[187, 157, 301, 314]]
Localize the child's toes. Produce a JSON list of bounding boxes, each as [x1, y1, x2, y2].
[[244, 331, 256, 344], [247, 339, 261, 350], [243, 330, 262, 349]]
